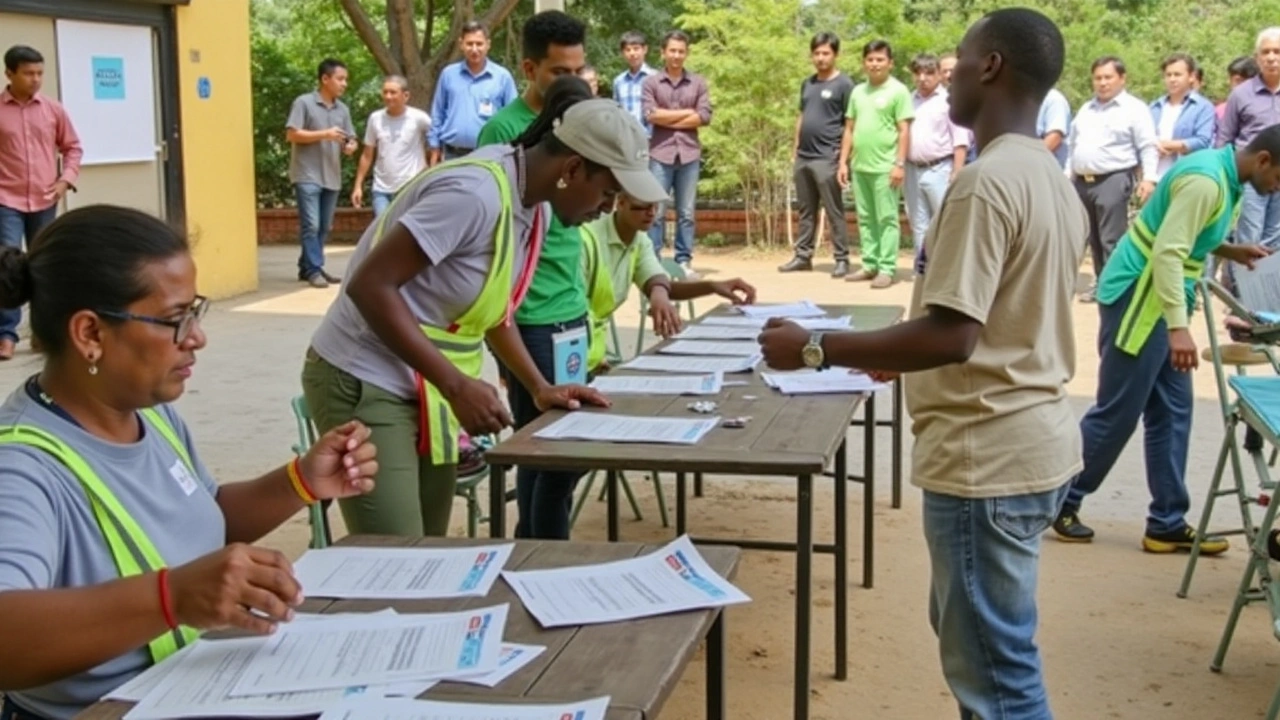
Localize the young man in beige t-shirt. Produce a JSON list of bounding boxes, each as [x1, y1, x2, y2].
[[759, 9, 1087, 718]]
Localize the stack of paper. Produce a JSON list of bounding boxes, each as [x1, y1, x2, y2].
[[761, 371, 889, 395], [659, 340, 762, 356], [700, 315, 853, 331], [293, 544, 514, 599], [734, 300, 826, 318], [620, 354, 760, 374], [589, 372, 723, 395], [674, 324, 762, 340], [316, 696, 611, 720], [503, 536, 750, 628], [533, 412, 719, 445]]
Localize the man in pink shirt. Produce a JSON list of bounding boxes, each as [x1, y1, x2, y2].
[[0, 45, 82, 360], [904, 53, 968, 257]]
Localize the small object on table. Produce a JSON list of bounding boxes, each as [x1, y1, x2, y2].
[[722, 416, 752, 429], [687, 400, 719, 414]]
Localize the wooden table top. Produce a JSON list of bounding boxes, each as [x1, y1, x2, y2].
[[77, 535, 741, 720], [485, 303, 906, 476]]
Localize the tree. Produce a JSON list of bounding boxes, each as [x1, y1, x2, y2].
[[336, 0, 524, 109]]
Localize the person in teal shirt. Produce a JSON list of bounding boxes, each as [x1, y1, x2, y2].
[[1054, 127, 1280, 552], [842, 39, 913, 289], [475, 11, 600, 540]]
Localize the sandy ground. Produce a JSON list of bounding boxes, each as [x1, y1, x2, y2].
[[4, 244, 1279, 719]]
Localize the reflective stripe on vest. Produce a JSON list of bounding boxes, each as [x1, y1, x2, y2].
[[581, 221, 641, 371], [369, 157, 534, 463], [0, 408, 201, 664], [1114, 169, 1229, 356]]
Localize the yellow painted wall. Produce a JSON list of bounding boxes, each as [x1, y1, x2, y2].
[[174, 0, 258, 299]]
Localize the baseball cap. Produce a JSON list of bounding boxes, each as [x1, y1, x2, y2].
[[552, 99, 669, 204]]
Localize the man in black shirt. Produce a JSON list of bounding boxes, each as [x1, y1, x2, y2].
[[780, 32, 856, 277]]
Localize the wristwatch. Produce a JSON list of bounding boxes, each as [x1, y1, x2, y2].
[[802, 333, 826, 369]]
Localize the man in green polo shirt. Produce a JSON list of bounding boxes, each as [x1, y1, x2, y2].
[[476, 10, 590, 540], [842, 39, 913, 288]]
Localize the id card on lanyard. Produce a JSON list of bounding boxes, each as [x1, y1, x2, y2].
[[552, 326, 588, 385]]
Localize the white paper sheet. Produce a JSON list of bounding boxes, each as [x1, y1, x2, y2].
[[229, 605, 508, 697], [1236, 251, 1280, 314], [502, 535, 750, 628], [699, 315, 853, 330], [674, 324, 763, 340], [316, 696, 611, 720], [761, 371, 889, 395], [619, 354, 760, 374], [589, 372, 723, 395], [659, 340, 762, 356], [293, 545, 514, 599], [452, 643, 546, 688], [533, 413, 719, 445], [734, 300, 826, 318], [121, 637, 379, 720]]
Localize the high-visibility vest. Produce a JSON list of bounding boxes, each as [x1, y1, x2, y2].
[[370, 157, 543, 463], [0, 407, 202, 664]]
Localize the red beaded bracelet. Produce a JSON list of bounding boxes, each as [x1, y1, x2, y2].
[[158, 568, 178, 630]]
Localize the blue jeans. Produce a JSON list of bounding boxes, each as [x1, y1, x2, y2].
[[1236, 183, 1280, 250], [1, 694, 48, 720], [904, 160, 951, 255], [924, 483, 1069, 720], [295, 182, 339, 279], [647, 159, 700, 265], [0, 203, 57, 342], [371, 190, 395, 218], [499, 316, 588, 540], [1065, 285, 1193, 535]]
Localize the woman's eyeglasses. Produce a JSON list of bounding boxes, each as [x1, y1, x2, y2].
[[96, 295, 209, 344]]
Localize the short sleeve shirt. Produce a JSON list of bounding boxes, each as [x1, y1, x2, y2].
[[846, 77, 913, 173], [905, 133, 1089, 499], [364, 107, 432, 194], [286, 91, 356, 190], [308, 144, 549, 399], [581, 214, 667, 312]]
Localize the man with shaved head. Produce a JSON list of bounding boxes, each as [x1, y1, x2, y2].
[[352, 75, 432, 217], [759, 8, 1087, 716]]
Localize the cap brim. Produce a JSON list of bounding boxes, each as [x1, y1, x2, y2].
[[611, 166, 670, 204]]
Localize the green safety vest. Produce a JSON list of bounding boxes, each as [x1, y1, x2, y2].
[[0, 407, 202, 664], [372, 158, 531, 464], [580, 221, 640, 371]]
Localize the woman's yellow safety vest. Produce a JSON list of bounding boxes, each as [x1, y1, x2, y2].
[[0, 408, 202, 664], [371, 157, 542, 464], [580, 222, 640, 372]]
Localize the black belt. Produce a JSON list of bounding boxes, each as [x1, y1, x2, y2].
[[1075, 167, 1135, 184], [443, 144, 473, 156], [909, 156, 950, 168]]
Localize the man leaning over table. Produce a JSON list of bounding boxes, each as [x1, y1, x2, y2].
[[760, 9, 1087, 717], [580, 194, 756, 373]]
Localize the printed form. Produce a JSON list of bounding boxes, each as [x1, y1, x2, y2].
[[533, 413, 720, 445], [620, 354, 759, 374], [589, 372, 722, 395], [659, 340, 762, 356], [316, 696, 611, 720], [502, 535, 750, 628], [293, 544, 515, 599]]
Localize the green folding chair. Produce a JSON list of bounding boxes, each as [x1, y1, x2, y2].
[[635, 258, 698, 353], [289, 395, 496, 545]]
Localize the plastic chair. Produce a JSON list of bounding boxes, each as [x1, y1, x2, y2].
[[635, 258, 698, 353], [289, 395, 496, 544]]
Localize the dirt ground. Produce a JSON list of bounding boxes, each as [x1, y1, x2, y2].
[[3, 244, 1278, 719]]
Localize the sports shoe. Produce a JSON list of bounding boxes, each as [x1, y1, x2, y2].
[[1052, 508, 1094, 542], [1142, 526, 1229, 555]]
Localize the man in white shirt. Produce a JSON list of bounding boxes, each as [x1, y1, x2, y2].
[[1067, 55, 1158, 301], [351, 75, 432, 217]]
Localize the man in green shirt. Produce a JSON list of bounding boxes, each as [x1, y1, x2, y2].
[[842, 39, 913, 288], [476, 10, 590, 540], [1054, 129, 1280, 552]]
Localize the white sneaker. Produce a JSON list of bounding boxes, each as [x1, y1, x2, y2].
[[678, 262, 700, 280]]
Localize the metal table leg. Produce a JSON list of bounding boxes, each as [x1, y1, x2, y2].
[[488, 464, 506, 538], [794, 473, 814, 720], [607, 470, 620, 542], [863, 395, 876, 589], [706, 611, 726, 720], [695, 471, 704, 498], [834, 439, 848, 680], [892, 377, 904, 510], [676, 472, 688, 535]]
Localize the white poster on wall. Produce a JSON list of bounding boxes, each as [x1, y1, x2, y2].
[[55, 19, 157, 165]]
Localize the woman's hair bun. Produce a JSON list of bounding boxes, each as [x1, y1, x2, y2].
[[0, 247, 32, 310]]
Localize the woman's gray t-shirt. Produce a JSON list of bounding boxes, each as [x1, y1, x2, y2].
[[0, 388, 225, 720]]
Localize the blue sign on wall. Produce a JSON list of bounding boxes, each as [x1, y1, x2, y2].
[[197, 76, 212, 100], [91, 56, 125, 101]]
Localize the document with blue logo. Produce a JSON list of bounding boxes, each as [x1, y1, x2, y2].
[[501, 535, 750, 628], [229, 605, 508, 697], [316, 695, 610, 720], [292, 544, 515, 599]]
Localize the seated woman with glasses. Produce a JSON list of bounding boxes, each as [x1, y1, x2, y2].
[[0, 205, 379, 720]]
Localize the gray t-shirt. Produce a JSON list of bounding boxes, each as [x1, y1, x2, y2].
[[797, 73, 855, 161], [0, 388, 224, 720], [309, 144, 548, 399], [287, 91, 357, 191]]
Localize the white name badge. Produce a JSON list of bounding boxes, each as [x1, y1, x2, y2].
[[552, 326, 588, 386], [478, 100, 495, 118], [169, 459, 199, 496]]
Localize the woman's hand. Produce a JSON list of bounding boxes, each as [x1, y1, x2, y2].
[[534, 384, 612, 413], [167, 544, 303, 635], [299, 420, 378, 500]]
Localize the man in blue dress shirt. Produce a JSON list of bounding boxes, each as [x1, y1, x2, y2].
[[427, 20, 517, 165]]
